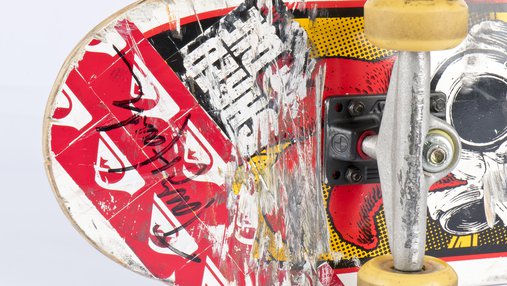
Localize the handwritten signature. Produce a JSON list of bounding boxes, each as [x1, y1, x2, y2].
[[95, 45, 215, 263]]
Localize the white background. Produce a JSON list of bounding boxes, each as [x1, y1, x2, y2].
[[0, 1, 161, 285]]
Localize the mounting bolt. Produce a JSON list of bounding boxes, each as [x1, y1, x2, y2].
[[431, 97, 446, 113], [348, 101, 365, 116], [423, 130, 455, 173], [346, 167, 363, 183]]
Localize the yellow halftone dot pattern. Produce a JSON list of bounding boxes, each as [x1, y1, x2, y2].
[[478, 225, 507, 245], [319, 185, 390, 260], [423, 209, 507, 251], [425, 218, 453, 251], [318, 185, 462, 260], [295, 15, 393, 261], [295, 17, 393, 60]]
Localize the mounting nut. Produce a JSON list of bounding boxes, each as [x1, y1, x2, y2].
[[346, 167, 363, 183], [431, 97, 446, 113], [348, 101, 366, 116]]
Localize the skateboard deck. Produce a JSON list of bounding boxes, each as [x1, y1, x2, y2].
[[43, 0, 507, 285]]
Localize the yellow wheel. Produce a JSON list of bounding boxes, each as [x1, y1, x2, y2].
[[357, 255, 457, 286], [364, 0, 468, 51]]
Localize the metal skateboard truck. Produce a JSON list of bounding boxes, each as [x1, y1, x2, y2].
[[356, 0, 468, 285]]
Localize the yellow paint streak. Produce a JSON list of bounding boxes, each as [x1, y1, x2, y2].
[[236, 142, 293, 262], [448, 234, 479, 249], [232, 142, 293, 195], [252, 210, 288, 262]]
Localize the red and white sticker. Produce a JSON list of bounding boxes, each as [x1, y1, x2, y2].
[[48, 19, 246, 283]]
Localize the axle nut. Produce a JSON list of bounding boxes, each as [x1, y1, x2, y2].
[[423, 130, 455, 173]]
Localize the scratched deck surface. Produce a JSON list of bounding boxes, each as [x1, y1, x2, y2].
[[43, 0, 507, 285]]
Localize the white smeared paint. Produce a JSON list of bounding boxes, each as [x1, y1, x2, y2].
[[51, 159, 151, 276]]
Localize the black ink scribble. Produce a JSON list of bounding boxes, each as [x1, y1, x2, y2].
[[104, 114, 191, 174], [94, 44, 213, 263], [151, 199, 214, 263], [139, 116, 166, 147], [94, 46, 198, 175], [152, 178, 216, 263], [111, 45, 145, 112]]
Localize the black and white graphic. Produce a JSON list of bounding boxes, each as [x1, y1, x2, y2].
[[151, 1, 315, 157], [429, 20, 507, 235]]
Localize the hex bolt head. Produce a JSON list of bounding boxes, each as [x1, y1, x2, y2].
[[348, 101, 365, 116], [346, 167, 363, 183], [431, 97, 446, 113]]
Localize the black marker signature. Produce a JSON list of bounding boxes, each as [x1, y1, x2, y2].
[[95, 44, 213, 263], [98, 114, 191, 174], [152, 179, 216, 263], [111, 45, 145, 112]]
